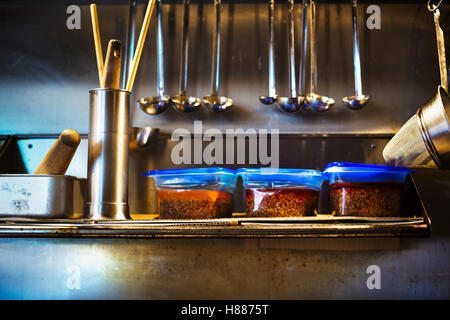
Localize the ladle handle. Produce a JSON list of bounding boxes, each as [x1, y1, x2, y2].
[[211, 0, 221, 95], [122, 0, 137, 89], [433, 9, 448, 92], [156, 0, 165, 97], [180, 0, 190, 95], [351, 0, 363, 97], [268, 0, 276, 98], [299, 0, 308, 96], [288, 0, 297, 98], [309, 0, 317, 94]]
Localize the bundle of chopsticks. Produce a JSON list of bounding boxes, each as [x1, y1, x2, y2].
[[90, 1, 156, 91]]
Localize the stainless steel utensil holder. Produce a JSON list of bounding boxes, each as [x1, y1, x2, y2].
[[86, 88, 131, 220]]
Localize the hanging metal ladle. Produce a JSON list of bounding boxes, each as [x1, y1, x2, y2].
[[203, 0, 233, 112], [305, 0, 334, 112], [342, 0, 370, 110], [259, 0, 277, 105], [138, 0, 171, 115], [298, 0, 308, 110], [276, 0, 303, 113], [172, 0, 201, 112]]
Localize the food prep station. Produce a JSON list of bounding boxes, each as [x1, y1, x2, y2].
[[0, 0, 449, 300]]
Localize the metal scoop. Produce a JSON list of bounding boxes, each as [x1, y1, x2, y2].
[[305, 0, 334, 112], [277, 0, 303, 113], [259, 0, 277, 105], [138, 0, 171, 115], [342, 0, 370, 110], [172, 0, 201, 113], [203, 0, 232, 112]]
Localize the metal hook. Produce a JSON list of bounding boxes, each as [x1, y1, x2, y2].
[[427, 0, 443, 12]]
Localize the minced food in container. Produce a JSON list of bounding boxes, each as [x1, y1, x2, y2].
[[237, 168, 325, 217], [323, 162, 413, 217], [144, 168, 237, 219]]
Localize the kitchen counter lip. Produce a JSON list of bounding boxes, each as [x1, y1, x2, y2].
[[0, 216, 431, 238]]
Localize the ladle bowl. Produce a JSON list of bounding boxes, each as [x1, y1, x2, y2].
[[129, 127, 160, 151], [137, 95, 171, 115], [276, 96, 304, 113], [203, 95, 233, 113], [259, 95, 277, 105], [171, 94, 202, 113], [342, 94, 370, 110], [306, 93, 335, 112]]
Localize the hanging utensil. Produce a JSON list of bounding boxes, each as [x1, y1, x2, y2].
[[172, 0, 201, 113], [383, 1, 450, 168], [276, 0, 303, 113], [125, 0, 156, 92], [299, 0, 308, 110], [138, 0, 171, 115], [342, 0, 370, 110], [259, 0, 277, 105], [122, 0, 137, 89], [305, 0, 334, 112], [203, 0, 233, 112], [429, 0, 447, 91]]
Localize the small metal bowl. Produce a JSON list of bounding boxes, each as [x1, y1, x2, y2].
[[137, 95, 171, 115], [259, 95, 278, 105], [203, 95, 233, 113], [276, 96, 304, 113], [171, 95, 202, 113], [342, 95, 370, 110]]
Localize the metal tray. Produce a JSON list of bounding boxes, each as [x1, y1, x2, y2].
[[0, 176, 431, 238], [0, 174, 86, 219]]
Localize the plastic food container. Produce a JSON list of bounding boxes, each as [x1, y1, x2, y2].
[[323, 162, 413, 217], [144, 168, 237, 219], [237, 168, 325, 217]]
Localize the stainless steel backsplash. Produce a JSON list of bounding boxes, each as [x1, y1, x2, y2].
[[0, 1, 447, 134]]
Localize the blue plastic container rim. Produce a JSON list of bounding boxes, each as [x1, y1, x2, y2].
[[237, 168, 325, 190], [143, 167, 237, 191], [144, 167, 236, 177], [323, 162, 414, 184]]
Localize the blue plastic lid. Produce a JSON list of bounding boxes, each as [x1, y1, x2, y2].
[[237, 168, 325, 190], [323, 162, 414, 184], [144, 167, 237, 191]]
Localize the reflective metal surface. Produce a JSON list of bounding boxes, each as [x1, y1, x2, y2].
[[259, 0, 277, 105], [137, 0, 171, 115], [0, 3, 446, 134], [0, 174, 85, 219], [129, 126, 160, 151], [171, 0, 201, 113], [86, 89, 130, 220], [342, 0, 370, 110], [384, 6, 450, 168], [1, 1, 450, 301], [305, 0, 334, 112], [276, 0, 302, 113], [418, 86, 450, 168], [203, 0, 233, 113]]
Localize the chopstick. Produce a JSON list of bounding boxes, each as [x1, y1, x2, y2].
[[125, 0, 156, 92], [90, 4, 104, 84]]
